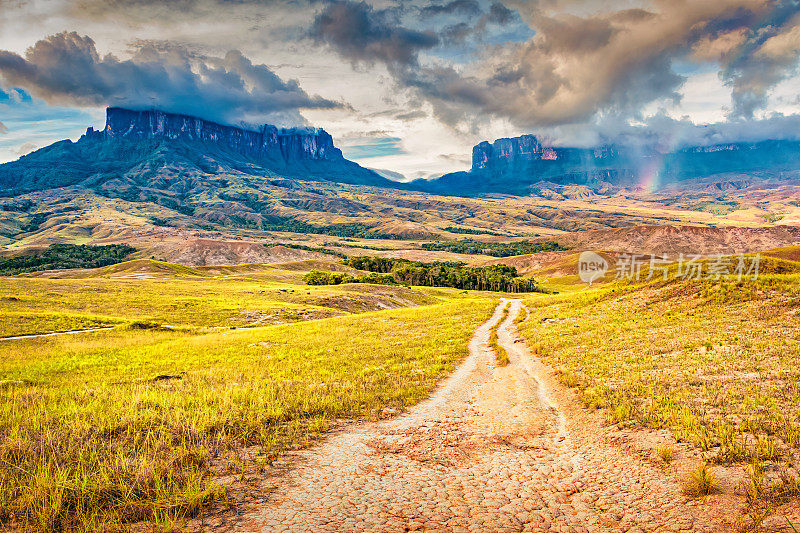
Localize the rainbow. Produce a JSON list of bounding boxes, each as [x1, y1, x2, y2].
[[634, 124, 688, 192]]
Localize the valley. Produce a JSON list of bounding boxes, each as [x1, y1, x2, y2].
[[2, 107, 800, 255]]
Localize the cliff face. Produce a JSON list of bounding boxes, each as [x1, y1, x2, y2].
[[88, 107, 344, 165], [471, 135, 555, 170]]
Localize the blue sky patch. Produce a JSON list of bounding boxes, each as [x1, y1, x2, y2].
[[340, 137, 407, 159], [0, 89, 104, 163]]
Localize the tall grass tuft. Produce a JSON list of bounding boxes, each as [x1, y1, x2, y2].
[[684, 461, 716, 497], [489, 303, 510, 366]]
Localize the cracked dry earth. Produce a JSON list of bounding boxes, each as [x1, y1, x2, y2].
[[226, 300, 731, 532]]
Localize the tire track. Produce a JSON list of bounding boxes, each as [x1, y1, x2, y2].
[[210, 300, 730, 532]]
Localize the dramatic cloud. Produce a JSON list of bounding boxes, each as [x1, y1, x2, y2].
[[419, 0, 482, 18], [721, 7, 800, 118], [315, 0, 800, 132], [2, 0, 800, 175], [538, 112, 800, 151], [311, 1, 439, 67], [0, 121, 7, 134], [0, 31, 340, 126]]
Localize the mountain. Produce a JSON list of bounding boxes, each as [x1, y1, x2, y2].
[[0, 107, 394, 199], [412, 134, 800, 196]]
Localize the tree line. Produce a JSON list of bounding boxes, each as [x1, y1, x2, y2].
[[0, 243, 136, 275], [420, 239, 566, 257]]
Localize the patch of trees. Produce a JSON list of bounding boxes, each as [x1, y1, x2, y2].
[[303, 269, 396, 286], [421, 239, 567, 257], [0, 200, 34, 212], [20, 212, 49, 233], [0, 243, 137, 275], [336, 256, 543, 293], [270, 243, 346, 259], [261, 218, 403, 240], [149, 217, 172, 227], [443, 226, 504, 236]]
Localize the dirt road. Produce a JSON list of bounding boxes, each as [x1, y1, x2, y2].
[[0, 327, 114, 341], [227, 300, 729, 532]]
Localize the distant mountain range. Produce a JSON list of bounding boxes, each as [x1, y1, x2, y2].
[[2, 108, 800, 204], [0, 107, 393, 199], [414, 134, 800, 196]]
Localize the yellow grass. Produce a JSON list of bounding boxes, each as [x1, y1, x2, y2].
[[0, 297, 495, 531], [0, 264, 443, 337], [520, 271, 800, 514]]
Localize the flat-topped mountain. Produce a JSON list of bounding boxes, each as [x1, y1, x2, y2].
[[0, 107, 393, 198], [413, 134, 800, 196], [100, 108, 341, 163]]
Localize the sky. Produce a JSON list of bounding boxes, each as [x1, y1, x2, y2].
[[0, 0, 799, 179]]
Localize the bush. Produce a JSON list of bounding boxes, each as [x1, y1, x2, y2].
[[302, 270, 396, 286]]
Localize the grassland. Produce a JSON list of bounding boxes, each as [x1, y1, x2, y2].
[[0, 259, 444, 338], [5, 242, 800, 531], [0, 265, 496, 531], [518, 268, 800, 524]]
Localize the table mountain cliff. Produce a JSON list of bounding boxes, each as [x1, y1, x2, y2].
[[412, 134, 800, 196], [0, 107, 394, 198]]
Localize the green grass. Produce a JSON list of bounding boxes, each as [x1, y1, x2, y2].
[[0, 298, 495, 531]]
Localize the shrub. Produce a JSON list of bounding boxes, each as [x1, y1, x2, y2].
[[0, 243, 136, 275]]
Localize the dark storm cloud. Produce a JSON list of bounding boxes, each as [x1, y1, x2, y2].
[[310, 1, 440, 67], [436, 1, 520, 44], [486, 2, 515, 24], [567, 112, 800, 149], [0, 31, 339, 126]]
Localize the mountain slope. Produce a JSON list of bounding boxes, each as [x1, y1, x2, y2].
[[0, 107, 395, 198]]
